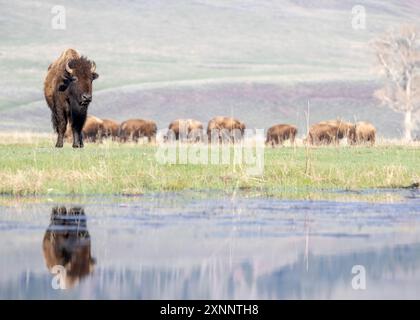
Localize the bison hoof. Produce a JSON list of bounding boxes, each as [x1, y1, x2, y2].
[[55, 142, 63, 148]]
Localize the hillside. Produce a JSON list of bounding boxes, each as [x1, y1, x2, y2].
[[0, 80, 405, 138], [0, 0, 419, 137]]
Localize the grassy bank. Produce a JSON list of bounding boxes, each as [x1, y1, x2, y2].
[[0, 136, 419, 198]]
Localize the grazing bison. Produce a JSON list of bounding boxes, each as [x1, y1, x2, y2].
[[82, 115, 104, 142], [119, 119, 157, 143], [102, 119, 120, 140], [207, 116, 246, 143], [325, 120, 355, 141], [266, 124, 297, 147], [64, 115, 104, 143], [351, 121, 376, 145], [308, 120, 355, 145], [308, 123, 336, 145], [42, 207, 95, 289], [44, 48, 99, 148], [166, 119, 204, 142]]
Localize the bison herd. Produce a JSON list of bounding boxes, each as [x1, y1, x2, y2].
[[62, 114, 376, 147], [45, 49, 376, 148]]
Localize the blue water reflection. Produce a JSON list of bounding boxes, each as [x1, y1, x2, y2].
[[0, 192, 419, 299]]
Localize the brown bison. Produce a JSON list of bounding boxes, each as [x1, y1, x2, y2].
[[64, 115, 104, 143], [266, 124, 297, 147], [119, 119, 157, 143], [166, 119, 204, 142], [308, 120, 355, 145], [350, 121, 376, 145], [207, 116, 246, 143], [101, 119, 120, 140], [82, 115, 104, 142], [44, 48, 99, 148], [42, 207, 95, 289]]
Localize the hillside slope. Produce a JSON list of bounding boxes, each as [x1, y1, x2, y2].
[[0, 0, 419, 136]]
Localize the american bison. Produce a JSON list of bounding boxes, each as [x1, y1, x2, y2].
[[166, 119, 204, 142], [350, 121, 376, 145], [82, 115, 105, 142], [119, 119, 157, 143], [44, 48, 99, 148], [266, 124, 297, 147], [327, 120, 355, 141], [101, 119, 120, 140], [42, 207, 95, 289], [308, 120, 355, 145], [207, 116, 246, 143], [64, 115, 104, 143]]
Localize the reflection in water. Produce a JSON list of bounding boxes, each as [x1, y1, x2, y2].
[[0, 192, 419, 298], [42, 207, 95, 289]]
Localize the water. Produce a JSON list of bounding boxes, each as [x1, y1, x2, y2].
[[0, 190, 419, 299]]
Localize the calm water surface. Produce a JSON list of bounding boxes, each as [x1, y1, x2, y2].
[[0, 190, 419, 299]]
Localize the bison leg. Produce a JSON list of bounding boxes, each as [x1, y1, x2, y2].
[[71, 129, 83, 148], [277, 136, 284, 147], [290, 133, 296, 146], [149, 135, 156, 143], [55, 110, 68, 148], [71, 123, 84, 148]]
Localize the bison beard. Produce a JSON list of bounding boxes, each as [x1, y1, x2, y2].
[[44, 49, 98, 148]]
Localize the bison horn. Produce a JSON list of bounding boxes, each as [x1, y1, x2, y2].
[[65, 61, 74, 75], [91, 61, 96, 73]]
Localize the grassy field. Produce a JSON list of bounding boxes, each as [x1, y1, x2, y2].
[[0, 134, 419, 199]]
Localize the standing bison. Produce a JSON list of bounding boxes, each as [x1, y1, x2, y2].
[[350, 121, 376, 145], [266, 124, 297, 147], [119, 119, 157, 143], [308, 120, 355, 145], [207, 116, 246, 143], [166, 119, 204, 142], [44, 48, 99, 148], [102, 119, 120, 140]]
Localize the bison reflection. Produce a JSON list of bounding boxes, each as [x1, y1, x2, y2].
[[42, 207, 95, 289]]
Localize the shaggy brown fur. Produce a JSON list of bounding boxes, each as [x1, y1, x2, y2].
[[82, 115, 105, 142], [308, 120, 355, 145], [351, 121, 376, 145], [266, 124, 297, 147], [64, 115, 104, 143], [166, 119, 204, 142], [44, 48, 98, 148], [119, 119, 157, 143], [308, 123, 340, 145], [102, 119, 120, 140], [207, 116, 246, 143]]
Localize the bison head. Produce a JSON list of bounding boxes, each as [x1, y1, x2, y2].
[[60, 57, 99, 112]]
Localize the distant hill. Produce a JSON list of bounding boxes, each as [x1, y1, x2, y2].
[[0, 80, 407, 138], [0, 0, 419, 137]]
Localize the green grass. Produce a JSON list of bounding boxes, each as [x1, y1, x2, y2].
[[0, 138, 419, 199]]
